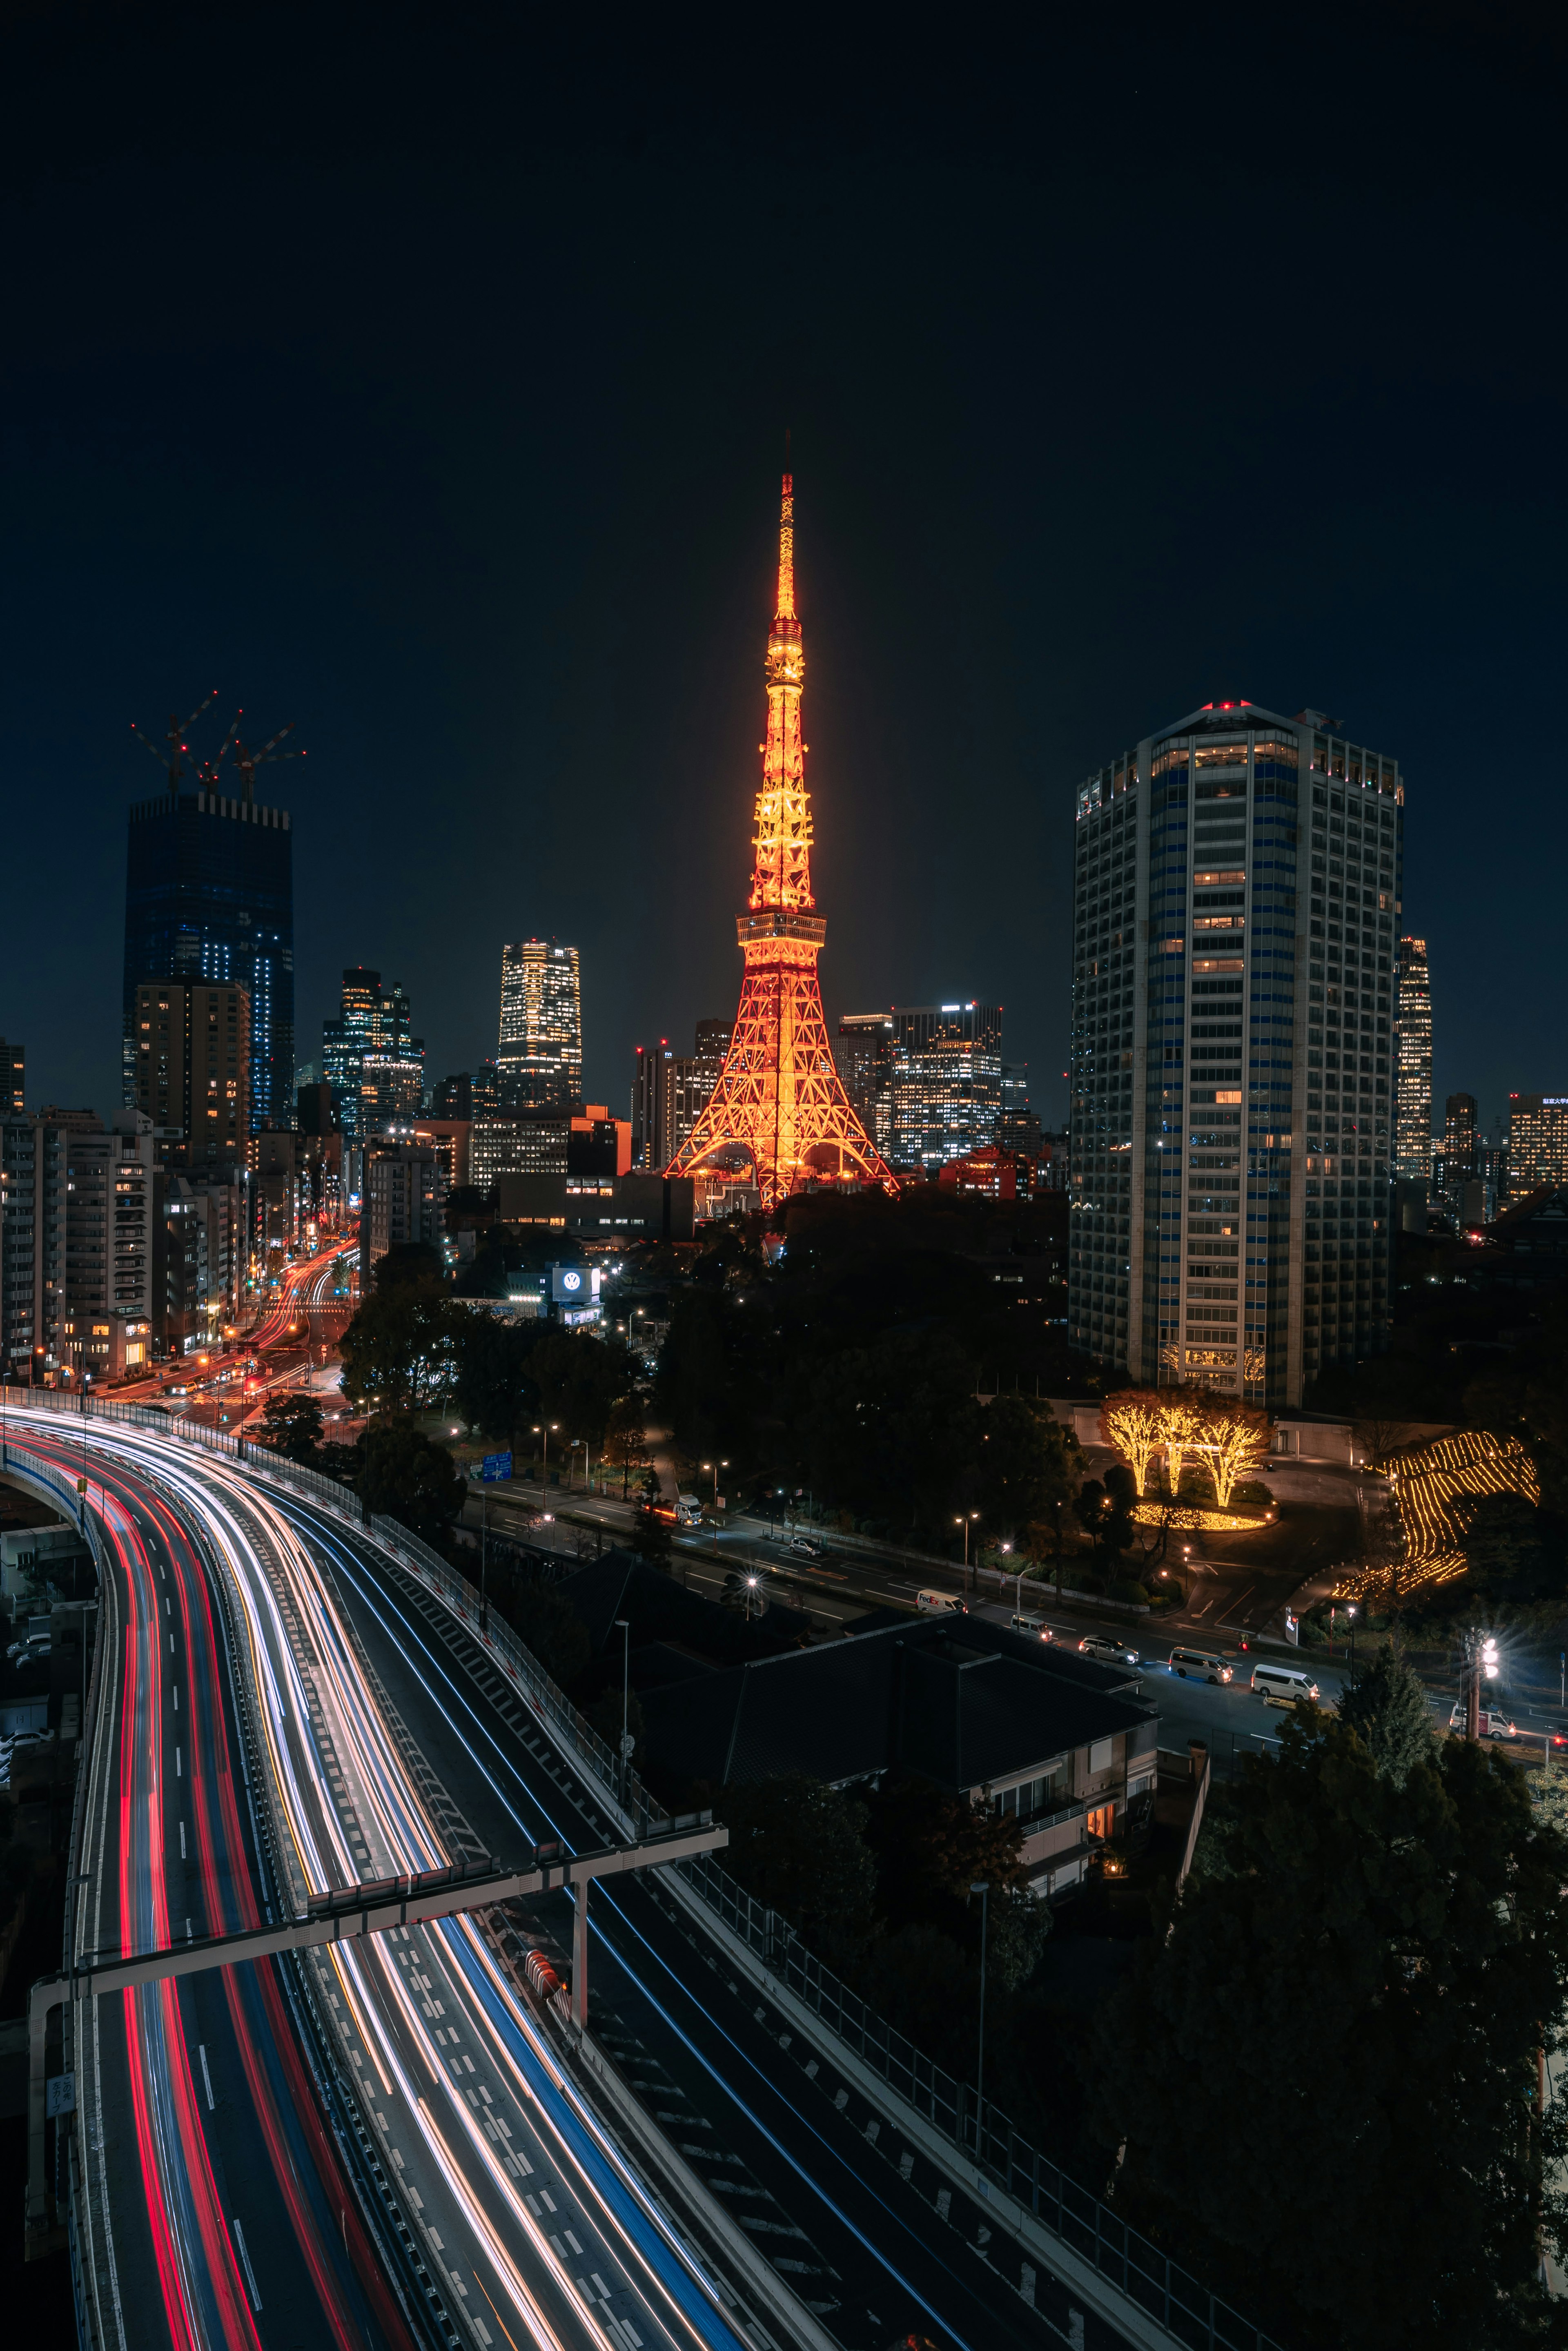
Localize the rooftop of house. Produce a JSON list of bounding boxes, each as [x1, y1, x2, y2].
[[638, 1609, 1156, 1797]]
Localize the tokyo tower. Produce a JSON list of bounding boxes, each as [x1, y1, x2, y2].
[[667, 472, 895, 1212]]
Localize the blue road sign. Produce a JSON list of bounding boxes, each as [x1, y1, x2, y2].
[[481, 1451, 513, 1483]]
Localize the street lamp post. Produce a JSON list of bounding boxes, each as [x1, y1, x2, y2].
[[1346, 1603, 1358, 1690], [699, 1460, 729, 1555], [969, 1880, 989, 2123], [954, 1511, 980, 1595], [569, 1438, 585, 1493], [532, 1422, 560, 1489]]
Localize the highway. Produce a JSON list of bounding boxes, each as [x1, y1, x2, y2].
[[8, 1413, 822, 2351], [114, 1237, 357, 1428]]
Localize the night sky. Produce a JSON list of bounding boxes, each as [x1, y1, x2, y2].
[[3, 5, 1564, 1141]]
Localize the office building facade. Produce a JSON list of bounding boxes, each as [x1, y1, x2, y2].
[[498, 939, 582, 1110], [1508, 1095, 1568, 1198], [1394, 937, 1433, 1192], [835, 1013, 896, 1154], [0, 1039, 22, 1118], [321, 969, 424, 1139], [886, 1004, 1002, 1174], [1067, 703, 1403, 1408], [130, 981, 250, 1165], [630, 1042, 675, 1170], [123, 784, 293, 1128], [361, 1143, 445, 1285], [471, 1110, 572, 1194]]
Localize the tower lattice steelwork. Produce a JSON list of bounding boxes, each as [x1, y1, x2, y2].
[[668, 473, 894, 1210]]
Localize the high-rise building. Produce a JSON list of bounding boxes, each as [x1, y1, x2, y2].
[[130, 981, 250, 1165], [360, 1143, 446, 1286], [497, 939, 582, 1110], [1508, 1095, 1568, 1198], [122, 776, 293, 1128], [630, 1042, 674, 1170], [886, 1004, 1003, 1174], [667, 474, 893, 1209], [1, 1113, 159, 1380], [1394, 938, 1433, 1191], [835, 1014, 896, 1153], [321, 969, 425, 1139], [1435, 1091, 1479, 1221], [660, 1019, 735, 1166], [998, 1064, 1044, 1156], [1066, 704, 1403, 1408], [0, 1039, 23, 1117]]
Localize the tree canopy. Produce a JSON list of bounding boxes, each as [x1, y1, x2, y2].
[[1090, 1715, 1568, 2349]]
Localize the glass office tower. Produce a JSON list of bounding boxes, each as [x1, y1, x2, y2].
[[123, 784, 293, 1128], [498, 939, 582, 1109], [886, 1003, 1003, 1172], [1067, 704, 1403, 1409]]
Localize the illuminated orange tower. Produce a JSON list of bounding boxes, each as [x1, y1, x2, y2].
[[668, 472, 895, 1211]]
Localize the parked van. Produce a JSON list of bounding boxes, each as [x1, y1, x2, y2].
[[917, 1589, 966, 1616], [1010, 1611, 1054, 1642], [1168, 1646, 1232, 1685], [1252, 1664, 1319, 1708]]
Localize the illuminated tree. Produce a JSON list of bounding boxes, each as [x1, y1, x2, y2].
[[1157, 1388, 1208, 1493], [1098, 1389, 1166, 1496], [1202, 1397, 1274, 1510]]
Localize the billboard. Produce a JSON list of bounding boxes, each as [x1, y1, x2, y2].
[[549, 1265, 600, 1303]]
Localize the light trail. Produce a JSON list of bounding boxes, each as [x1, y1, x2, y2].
[[18, 1410, 761, 2351]]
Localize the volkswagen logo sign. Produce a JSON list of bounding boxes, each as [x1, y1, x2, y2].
[[563, 1270, 581, 1292]]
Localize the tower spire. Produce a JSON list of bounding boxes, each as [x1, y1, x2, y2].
[[666, 467, 895, 1213]]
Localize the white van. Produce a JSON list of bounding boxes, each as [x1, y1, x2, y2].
[[1010, 1611, 1054, 1642], [1168, 1646, 1233, 1685], [1252, 1663, 1319, 1708], [917, 1589, 966, 1616], [674, 1493, 703, 1527]]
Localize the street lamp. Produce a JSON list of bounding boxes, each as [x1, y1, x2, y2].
[[700, 1460, 729, 1553], [569, 1437, 586, 1493], [1345, 1602, 1358, 1690], [969, 1880, 989, 2120], [532, 1422, 560, 1486], [954, 1511, 980, 1594]]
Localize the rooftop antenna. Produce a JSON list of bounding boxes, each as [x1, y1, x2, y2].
[[129, 691, 219, 798]]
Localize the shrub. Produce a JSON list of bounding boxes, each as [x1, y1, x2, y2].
[[1109, 1579, 1150, 1606]]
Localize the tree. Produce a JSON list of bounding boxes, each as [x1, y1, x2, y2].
[[258, 1389, 324, 1464], [975, 1400, 1082, 1542], [448, 1310, 538, 1442], [339, 1286, 454, 1415], [1156, 1387, 1207, 1493], [355, 1420, 466, 1546], [1074, 1471, 1136, 1576], [604, 1396, 652, 1500], [1090, 1717, 1568, 2349], [715, 1773, 877, 1952], [1099, 1389, 1166, 1495], [862, 1775, 1031, 1954], [528, 1329, 637, 1446], [372, 1239, 446, 1293], [1201, 1396, 1273, 1509], [1336, 1647, 1436, 1786]]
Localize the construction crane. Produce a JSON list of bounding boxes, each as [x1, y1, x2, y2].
[[208, 709, 306, 805], [129, 690, 220, 798]]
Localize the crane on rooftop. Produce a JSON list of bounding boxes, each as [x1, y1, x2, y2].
[[129, 690, 220, 798]]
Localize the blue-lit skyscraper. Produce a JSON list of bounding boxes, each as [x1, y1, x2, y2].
[[122, 782, 294, 1128]]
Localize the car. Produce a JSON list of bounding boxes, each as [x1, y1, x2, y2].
[[1010, 1611, 1055, 1642], [1449, 1703, 1518, 1739], [1080, 1632, 1139, 1666], [1168, 1646, 1234, 1685], [788, 1534, 826, 1559], [1252, 1665, 1320, 1708]]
